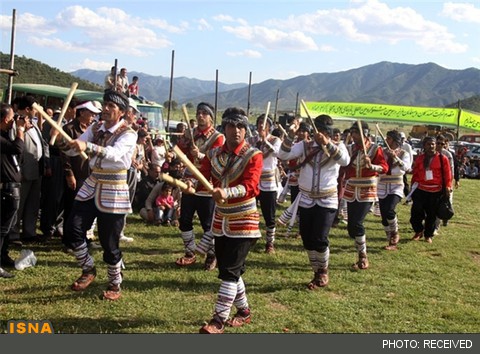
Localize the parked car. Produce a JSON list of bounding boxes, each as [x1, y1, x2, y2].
[[465, 143, 480, 159]]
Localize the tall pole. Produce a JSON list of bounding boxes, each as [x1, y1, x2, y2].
[[214, 69, 219, 127], [456, 100, 461, 142], [113, 59, 118, 91], [273, 88, 280, 124], [6, 9, 17, 104], [295, 92, 299, 116], [166, 50, 175, 133], [246, 71, 252, 118]]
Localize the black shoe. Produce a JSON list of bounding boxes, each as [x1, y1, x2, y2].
[[1, 255, 15, 268], [0, 267, 15, 278]]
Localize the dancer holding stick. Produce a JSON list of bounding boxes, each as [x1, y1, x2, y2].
[[375, 129, 411, 250], [174, 102, 225, 271], [342, 120, 388, 270], [248, 105, 281, 254]]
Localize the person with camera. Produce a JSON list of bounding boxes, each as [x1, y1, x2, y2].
[[1, 104, 26, 278], [410, 136, 452, 244]]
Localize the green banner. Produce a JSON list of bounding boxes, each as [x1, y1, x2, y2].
[[302, 102, 480, 132]]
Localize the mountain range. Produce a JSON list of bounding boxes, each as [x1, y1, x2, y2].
[[1, 52, 479, 113], [72, 61, 480, 113]]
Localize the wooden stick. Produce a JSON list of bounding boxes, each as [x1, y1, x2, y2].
[[300, 99, 318, 134], [50, 82, 78, 145], [172, 145, 214, 193], [33, 103, 88, 160], [375, 123, 392, 150], [262, 101, 271, 131], [357, 120, 368, 155], [159, 172, 194, 193], [182, 104, 196, 147], [301, 99, 330, 157], [277, 123, 288, 137]]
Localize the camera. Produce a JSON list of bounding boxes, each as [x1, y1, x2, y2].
[[13, 114, 25, 121]]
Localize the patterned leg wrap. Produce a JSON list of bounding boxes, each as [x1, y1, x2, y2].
[[355, 235, 367, 254], [387, 217, 398, 234], [196, 231, 214, 256], [107, 259, 123, 287], [214, 280, 237, 323], [72, 242, 94, 272], [181, 230, 196, 255], [307, 248, 330, 273], [266, 226, 276, 244], [384, 224, 392, 242], [233, 277, 248, 310]]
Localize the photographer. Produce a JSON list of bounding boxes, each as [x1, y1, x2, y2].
[[1, 104, 26, 278]]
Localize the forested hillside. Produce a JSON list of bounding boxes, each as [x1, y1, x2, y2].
[[0, 52, 102, 95]]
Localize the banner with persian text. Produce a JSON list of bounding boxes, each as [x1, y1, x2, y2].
[[301, 101, 480, 132]]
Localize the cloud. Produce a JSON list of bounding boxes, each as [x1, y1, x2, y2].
[[226, 49, 262, 58], [441, 2, 480, 23], [146, 19, 189, 33], [27, 36, 89, 53], [69, 58, 113, 71], [0, 12, 56, 35], [20, 6, 173, 56], [263, 0, 467, 53], [213, 14, 248, 26], [196, 18, 212, 31], [223, 25, 318, 51]]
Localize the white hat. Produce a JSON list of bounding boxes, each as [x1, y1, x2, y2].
[[400, 132, 406, 139], [128, 97, 140, 113], [75, 101, 101, 114]]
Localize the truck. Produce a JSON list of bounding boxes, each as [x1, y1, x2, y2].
[[409, 124, 456, 142], [4, 83, 166, 133]]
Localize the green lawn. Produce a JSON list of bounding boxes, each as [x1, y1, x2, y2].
[[1, 178, 479, 333]]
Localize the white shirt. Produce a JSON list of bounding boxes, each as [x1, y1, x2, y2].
[[77, 120, 137, 171], [278, 140, 350, 209]]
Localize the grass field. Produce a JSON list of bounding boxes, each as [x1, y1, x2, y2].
[[1, 178, 479, 334]]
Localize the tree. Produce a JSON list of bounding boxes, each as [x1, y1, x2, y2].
[[163, 100, 178, 111]]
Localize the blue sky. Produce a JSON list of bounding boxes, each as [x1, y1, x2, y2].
[[1, 0, 479, 84]]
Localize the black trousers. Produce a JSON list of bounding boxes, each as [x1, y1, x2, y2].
[[347, 200, 373, 238], [257, 190, 277, 229], [1, 185, 20, 263], [215, 236, 257, 282], [179, 193, 215, 233], [40, 154, 64, 236], [290, 185, 299, 205], [299, 205, 336, 252], [410, 189, 442, 238], [379, 194, 402, 226], [64, 198, 125, 265]]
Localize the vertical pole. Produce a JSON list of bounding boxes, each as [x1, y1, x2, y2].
[[456, 100, 461, 142], [295, 92, 299, 116], [273, 88, 280, 124], [246, 71, 252, 118], [166, 50, 175, 134], [6, 9, 17, 104], [113, 59, 118, 91], [214, 69, 219, 127]]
